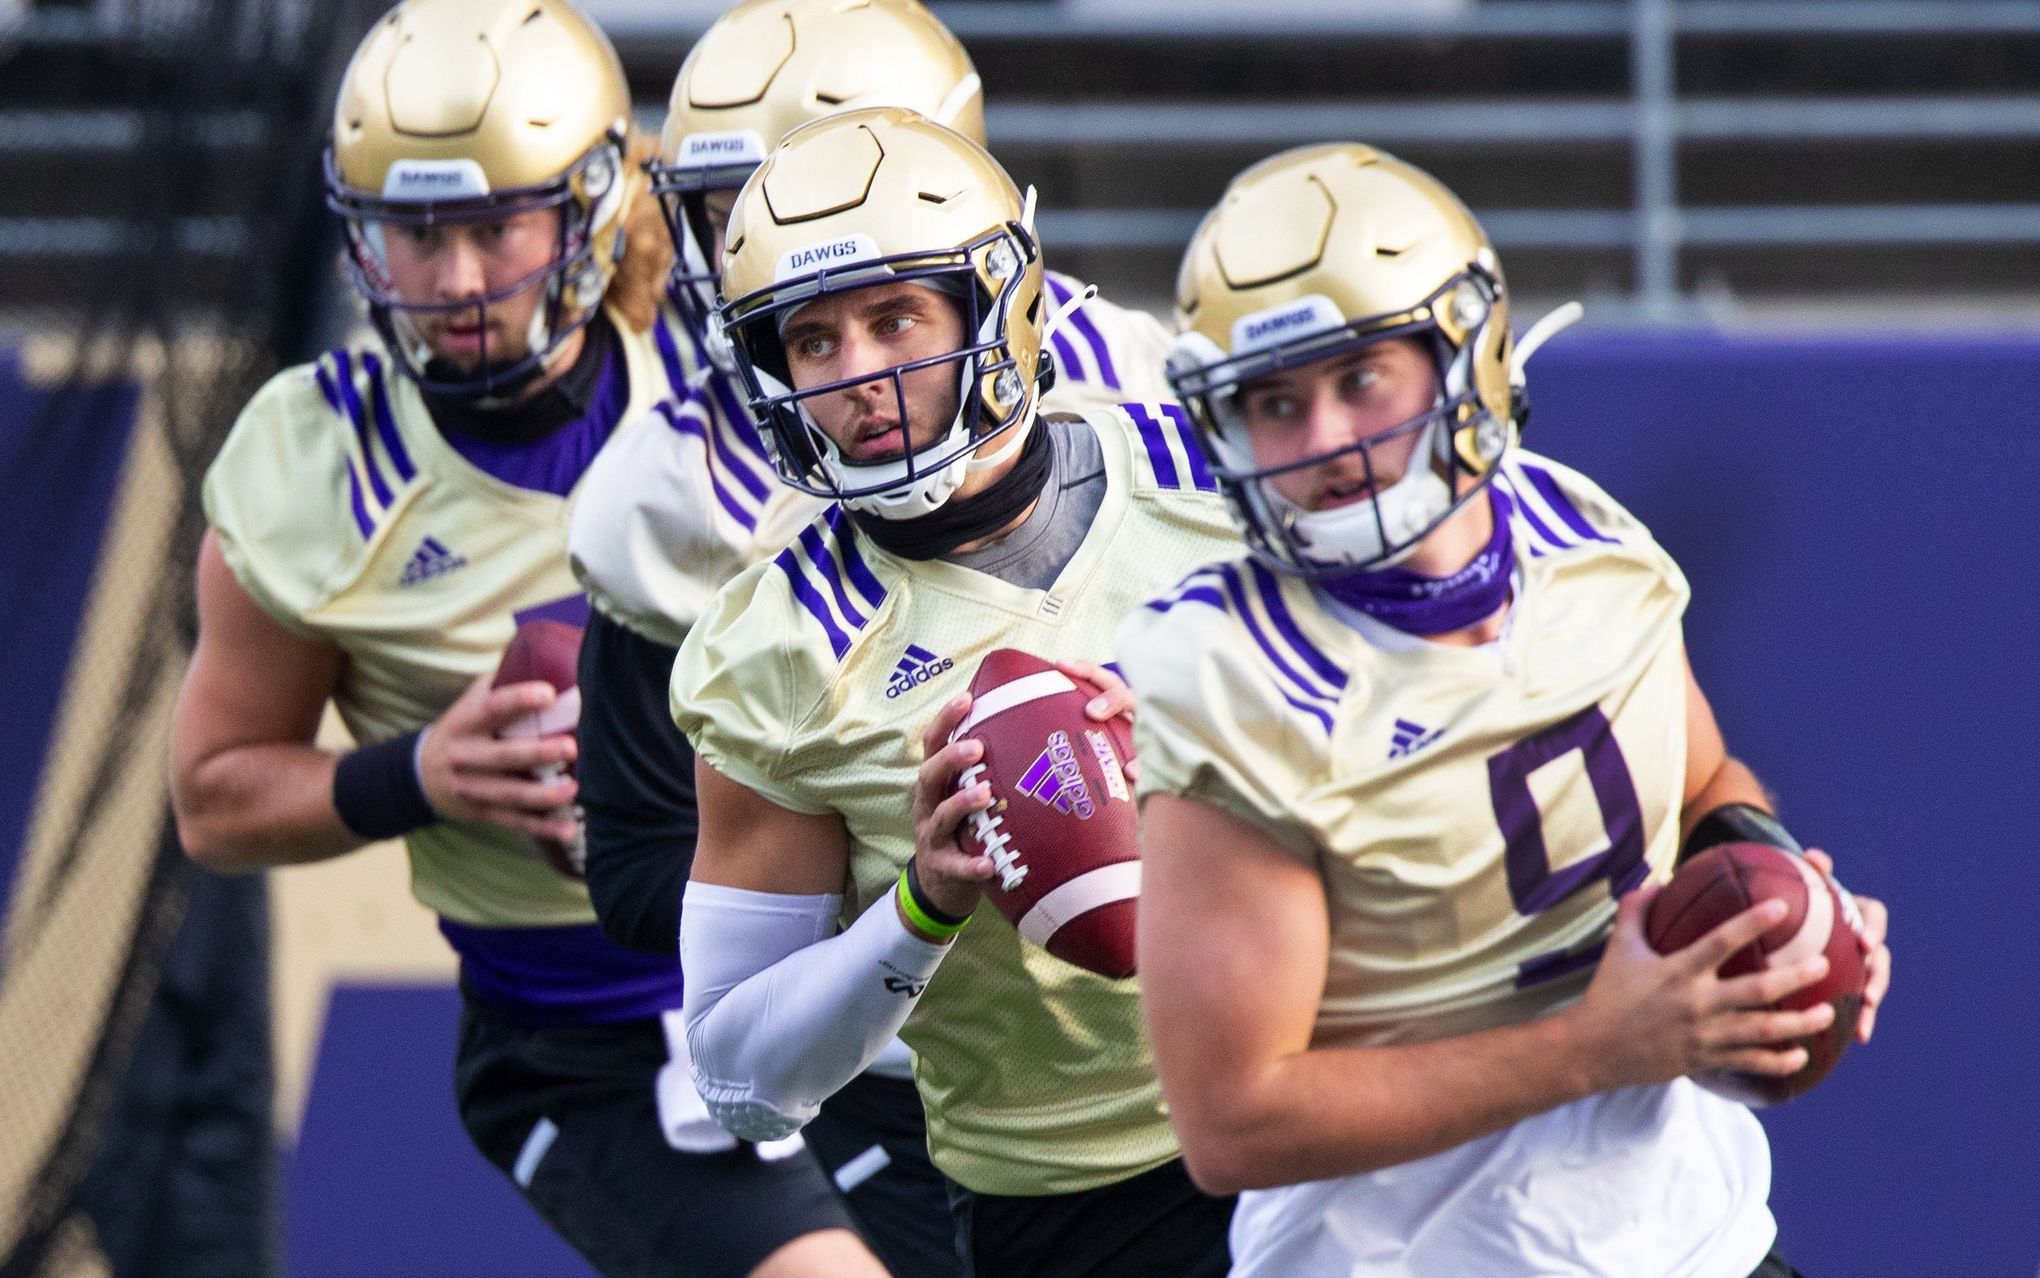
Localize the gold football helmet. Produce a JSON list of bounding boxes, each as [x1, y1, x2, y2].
[[654, 0, 983, 362], [326, 0, 638, 398], [1171, 143, 1518, 573], [717, 107, 1045, 518]]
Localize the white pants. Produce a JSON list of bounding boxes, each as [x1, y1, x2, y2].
[[1229, 1080, 1775, 1278]]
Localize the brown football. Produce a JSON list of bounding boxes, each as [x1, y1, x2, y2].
[[1645, 841, 1869, 1103], [492, 619, 585, 879], [952, 649, 1140, 978]]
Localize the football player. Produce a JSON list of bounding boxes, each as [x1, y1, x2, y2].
[[670, 108, 1243, 1276], [565, 4, 1176, 1273], [1118, 144, 1894, 1277], [167, 2, 884, 1275]]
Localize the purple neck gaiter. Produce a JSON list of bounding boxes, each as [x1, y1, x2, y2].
[[1318, 488, 1514, 636]]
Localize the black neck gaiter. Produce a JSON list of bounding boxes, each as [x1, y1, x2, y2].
[[422, 311, 618, 445], [850, 420, 1055, 560]]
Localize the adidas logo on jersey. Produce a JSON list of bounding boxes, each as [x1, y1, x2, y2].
[[885, 644, 953, 699], [1017, 731, 1096, 819], [398, 536, 467, 587], [1388, 717, 1444, 759]]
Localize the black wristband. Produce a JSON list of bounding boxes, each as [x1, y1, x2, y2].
[[1679, 801, 1803, 866], [904, 858, 970, 929], [332, 729, 437, 841]]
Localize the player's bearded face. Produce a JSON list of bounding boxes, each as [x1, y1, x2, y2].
[[780, 281, 969, 465], [377, 207, 567, 373], [1235, 336, 1441, 513]]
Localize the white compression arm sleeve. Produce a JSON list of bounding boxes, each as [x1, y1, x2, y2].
[[679, 879, 951, 1141]]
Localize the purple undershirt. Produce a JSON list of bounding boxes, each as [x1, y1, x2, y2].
[[438, 339, 630, 497], [1318, 487, 1516, 636]]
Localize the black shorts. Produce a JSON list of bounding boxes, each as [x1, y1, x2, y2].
[[948, 1157, 1233, 1278], [453, 995, 857, 1278], [807, 1070, 959, 1278]]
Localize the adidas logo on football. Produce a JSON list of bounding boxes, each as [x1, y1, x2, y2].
[[1017, 731, 1096, 819], [1388, 717, 1444, 760], [398, 536, 467, 587], [885, 644, 953, 699]]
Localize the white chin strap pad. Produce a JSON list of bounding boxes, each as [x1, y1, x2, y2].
[[1281, 417, 1455, 569]]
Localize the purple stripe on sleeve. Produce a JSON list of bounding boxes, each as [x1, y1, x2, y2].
[[332, 351, 392, 508], [1048, 328, 1084, 389], [1143, 583, 1226, 614], [707, 369, 772, 464], [652, 316, 690, 396], [774, 546, 852, 660], [1518, 461, 1617, 545], [345, 460, 372, 538], [797, 523, 867, 630], [314, 363, 343, 414], [1061, 295, 1120, 392], [658, 400, 756, 530], [360, 352, 417, 483], [1497, 473, 1572, 550], [1124, 403, 1181, 488], [1218, 566, 1338, 729], [675, 310, 711, 368], [708, 406, 773, 504], [1158, 403, 1216, 491], [826, 507, 888, 611], [1247, 561, 1346, 693]]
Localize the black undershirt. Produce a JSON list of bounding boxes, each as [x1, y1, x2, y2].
[[577, 610, 701, 955], [577, 414, 1108, 955], [421, 311, 618, 444]]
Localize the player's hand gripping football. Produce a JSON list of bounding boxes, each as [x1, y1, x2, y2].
[[1560, 884, 1838, 1092], [911, 691, 1001, 926], [1805, 848, 1891, 1043], [909, 663, 1142, 932], [1053, 658, 1140, 784], [416, 672, 580, 845]]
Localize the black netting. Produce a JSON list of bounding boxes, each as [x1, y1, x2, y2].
[[0, 2, 375, 1273]]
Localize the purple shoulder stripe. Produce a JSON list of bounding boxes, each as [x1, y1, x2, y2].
[[360, 352, 417, 483], [1143, 565, 1227, 614], [657, 398, 757, 532], [1516, 461, 1618, 545], [797, 522, 868, 631], [328, 351, 393, 509], [774, 543, 852, 661], [1496, 471, 1572, 552], [1046, 272, 1120, 391], [1246, 561, 1346, 692], [652, 315, 690, 398], [1491, 483, 1544, 559], [1218, 565, 1341, 733], [703, 372, 772, 502], [1124, 402, 1216, 492], [824, 507, 887, 612]]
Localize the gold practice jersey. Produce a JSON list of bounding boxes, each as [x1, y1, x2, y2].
[[203, 312, 674, 937], [672, 405, 1237, 1195], [1121, 451, 1691, 1046], [570, 273, 1174, 645], [1117, 450, 1775, 1277]]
